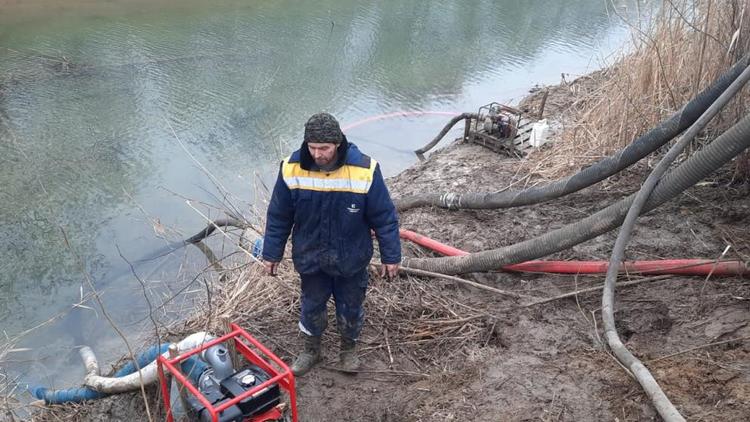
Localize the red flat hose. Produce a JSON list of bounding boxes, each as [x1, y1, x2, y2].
[[399, 229, 747, 277]]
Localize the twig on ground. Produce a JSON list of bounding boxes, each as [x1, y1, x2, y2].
[[700, 244, 732, 296], [399, 267, 531, 300], [321, 366, 428, 378], [650, 336, 750, 363], [523, 275, 674, 307]]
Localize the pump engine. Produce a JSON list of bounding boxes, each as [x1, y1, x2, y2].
[[180, 344, 283, 422]]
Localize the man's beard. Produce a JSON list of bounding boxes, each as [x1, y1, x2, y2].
[[316, 156, 337, 170], [315, 158, 331, 166]]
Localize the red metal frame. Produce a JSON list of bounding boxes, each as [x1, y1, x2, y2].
[[157, 323, 298, 422]]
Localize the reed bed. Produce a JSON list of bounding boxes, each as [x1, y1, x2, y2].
[[530, 0, 750, 181]]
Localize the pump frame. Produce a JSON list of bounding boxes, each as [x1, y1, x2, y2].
[[158, 323, 298, 422]]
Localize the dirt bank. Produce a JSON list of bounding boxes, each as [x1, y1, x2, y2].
[[388, 140, 750, 421]]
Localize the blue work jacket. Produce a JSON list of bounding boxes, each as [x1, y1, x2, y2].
[[262, 138, 401, 276]]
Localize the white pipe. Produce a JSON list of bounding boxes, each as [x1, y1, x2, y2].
[[83, 332, 215, 394], [79, 346, 100, 376]]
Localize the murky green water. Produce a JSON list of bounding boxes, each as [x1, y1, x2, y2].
[[1, 0, 636, 391]]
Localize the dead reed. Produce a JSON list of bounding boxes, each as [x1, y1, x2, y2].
[[532, 0, 750, 180], [179, 253, 502, 372]]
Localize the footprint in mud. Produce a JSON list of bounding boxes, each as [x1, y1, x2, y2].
[[615, 301, 673, 341]]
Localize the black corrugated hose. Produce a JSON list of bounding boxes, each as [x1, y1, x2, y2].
[[414, 112, 478, 158], [403, 113, 750, 274], [184, 217, 248, 244], [396, 53, 750, 211]]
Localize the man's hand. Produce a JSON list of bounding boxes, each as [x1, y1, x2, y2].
[[379, 263, 400, 281], [263, 260, 280, 276]]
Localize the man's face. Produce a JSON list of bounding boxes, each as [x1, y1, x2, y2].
[[308, 142, 338, 167]]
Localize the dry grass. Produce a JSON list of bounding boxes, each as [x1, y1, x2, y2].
[[533, 0, 750, 180], [179, 250, 498, 372]]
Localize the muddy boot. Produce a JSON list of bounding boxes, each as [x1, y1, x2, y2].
[[338, 337, 360, 373], [291, 335, 321, 377]]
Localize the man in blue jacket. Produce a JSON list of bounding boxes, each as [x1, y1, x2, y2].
[[262, 112, 401, 376]]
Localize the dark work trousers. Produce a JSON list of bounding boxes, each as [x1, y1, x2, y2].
[[299, 268, 368, 340]]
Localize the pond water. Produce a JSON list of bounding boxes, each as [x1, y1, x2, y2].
[[0, 0, 637, 394]]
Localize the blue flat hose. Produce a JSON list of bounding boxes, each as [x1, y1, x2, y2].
[[29, 343, 206, 404]]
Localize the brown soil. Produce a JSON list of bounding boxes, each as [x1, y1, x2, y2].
[[386, 142, 750, 421], [32, 92, 750, 421]]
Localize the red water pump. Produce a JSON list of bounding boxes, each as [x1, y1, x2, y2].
[[157, 323, 298, 422]]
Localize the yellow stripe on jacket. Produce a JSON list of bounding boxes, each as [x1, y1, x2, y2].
[[281, 158, 377, 193]]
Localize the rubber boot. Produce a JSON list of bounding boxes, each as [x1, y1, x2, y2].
[[338, 337, 360, 373], [291, 335, 321, 377]]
